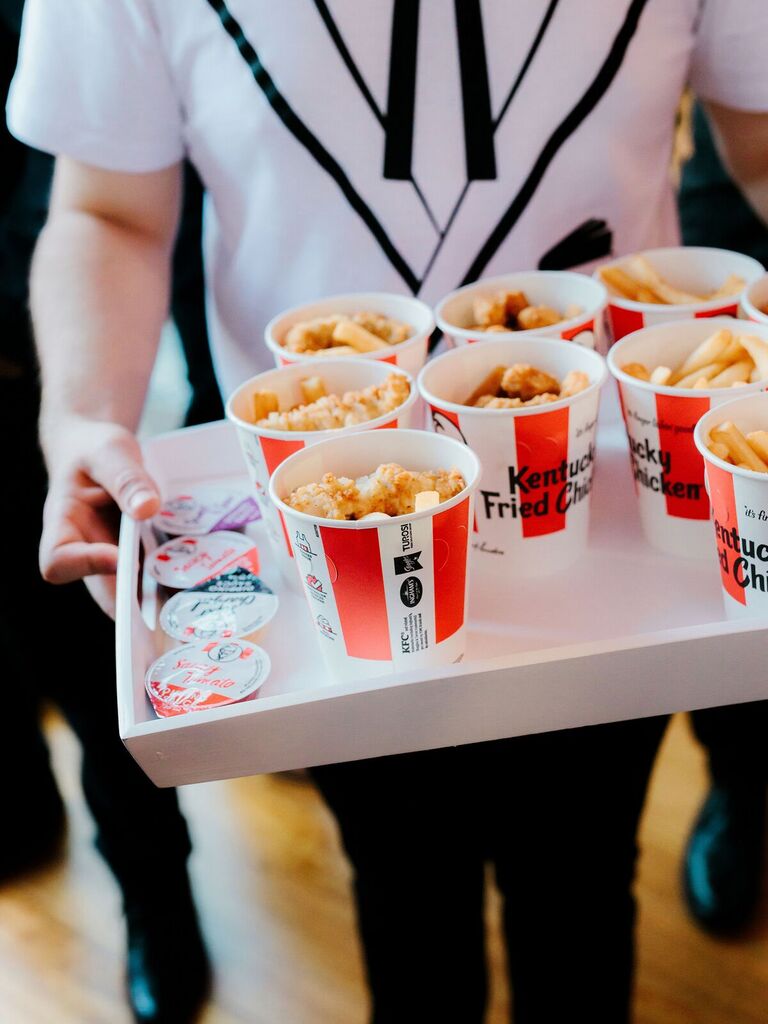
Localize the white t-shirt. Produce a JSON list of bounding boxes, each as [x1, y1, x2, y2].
[[8, 0, 768, 395]]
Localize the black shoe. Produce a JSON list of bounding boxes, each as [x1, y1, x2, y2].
[[683, 780, 767, 934], [0, 777, 66, 884], [126, 896, 211, 1024]]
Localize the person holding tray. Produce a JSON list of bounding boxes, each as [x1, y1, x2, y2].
[[7, 2, 768, 1022], [0, 6, 221, 1024]]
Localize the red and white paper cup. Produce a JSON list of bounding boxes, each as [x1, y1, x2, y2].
[[695, 394, 768, 619], [226, 359, 417, 578], [268, 430, 481, 683], [597, 247, 763, 343], [742, 273, 768, 326], [435, 271, 607, 352], [264, 292, 434, 378], [418, 337, 607, 579], [608, 318, 768, 557]]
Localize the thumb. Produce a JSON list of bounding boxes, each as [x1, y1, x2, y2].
[[87, 430, 161, 519]]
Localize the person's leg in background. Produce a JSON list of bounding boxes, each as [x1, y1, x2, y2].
[[0, 143, 210, 1021], [492, 716, 669, 1024], [678, 100, 768, 933], [172, 161, 224, 428], [684, 705, 768, 932], [312, 747, 488, 1024]]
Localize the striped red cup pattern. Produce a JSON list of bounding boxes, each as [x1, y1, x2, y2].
[[742, 273, 768, 327], [269, 430, 481, 683], [418, 337, 608, 579], [608, 319, 768, 558], [695, 394, 768, 619], [597, 247, 764, 343], [226, 359, 417, 579]]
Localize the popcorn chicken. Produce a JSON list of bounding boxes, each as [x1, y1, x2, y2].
[[501, 364, 560, 401], [285, 464, 466, 520], [515, 305, 562, 331], [254, 372, 410, 431], [465, 289, 571, 332], [559, 370, 590, 398], [464, 363, 589, 407]]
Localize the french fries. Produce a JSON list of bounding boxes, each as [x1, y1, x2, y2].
[[466, 289, 581, 332], [282, 311, 413, 354], [332, 320, 389, 352], [464, 362, 589, 407], [708, 421, 768, 473], [252, 390, 279, 421], [599, 257, 745, 306], [300, 376, 327, 403], [621, 329, 768, 391]]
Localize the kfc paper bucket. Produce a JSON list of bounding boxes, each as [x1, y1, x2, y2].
[[742, 273, 768, 326], [418, 337, 607, 579], [695, 394, 768, 619], [268, 430, 481, 683], [608, 319, 768, 557], [226, 359, 417, 579], [597, 247, 763, 343], [264, 292, 434, 378], [435, 271, 606, 352]]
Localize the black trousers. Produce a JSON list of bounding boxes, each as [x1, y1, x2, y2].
[[313, 714, 668, 1024], [690, 703, 768, 783], [1, 342, 191, 902]]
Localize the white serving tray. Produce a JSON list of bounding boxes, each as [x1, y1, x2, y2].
[[116, 393, 768, 787]]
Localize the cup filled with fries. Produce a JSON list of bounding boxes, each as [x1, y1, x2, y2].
[[608, 318, 768, 556], [742, 273, 768, 327], [264, 292, 435, 379], [596, 246, 763, 342], [226, 359, 418, 579], [695, 393, 768, 619], [435, 271, 607, 352], [418, 336, 607, 579], [268, 429, 481, 682]]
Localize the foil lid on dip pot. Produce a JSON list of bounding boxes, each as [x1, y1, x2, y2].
[[160, 568, 279, 643], [145, 638, 271, 718], [147, 532, 260, 590], [154, 485, 261, 536]]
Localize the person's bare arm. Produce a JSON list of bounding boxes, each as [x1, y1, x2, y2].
[[32, 157, 182, 613], [703, 102, 768, 227]]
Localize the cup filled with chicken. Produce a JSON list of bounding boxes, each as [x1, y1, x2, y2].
[[226, 359, 417, 578], [695, 393, 768, 619], [608, 319, 768, 556], [264, 292, 435, 379], [436, 271, 607, 352], [268, 429, 481, 682], [418, 336, 607, 579], [596, 246, 763, 342]]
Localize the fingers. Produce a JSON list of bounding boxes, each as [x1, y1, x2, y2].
[[39, 491, 120, 585], [84, 574, 117, 619], [86, 430, 161, 519], [40, 539, 119, 584]]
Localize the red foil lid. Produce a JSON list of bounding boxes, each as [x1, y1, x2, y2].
[[145, 638, 271, 718]]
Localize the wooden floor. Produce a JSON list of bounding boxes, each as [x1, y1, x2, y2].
[[1, 714, 766, 1024]]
